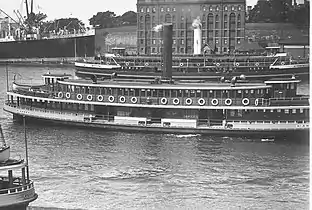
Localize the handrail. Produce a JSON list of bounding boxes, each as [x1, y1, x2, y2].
[[0, 181, 34, 194]]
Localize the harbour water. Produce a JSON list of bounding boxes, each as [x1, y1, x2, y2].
[[0, 65, 309, 210]]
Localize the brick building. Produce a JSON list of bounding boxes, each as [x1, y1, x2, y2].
[[137, 0, 246, 55]]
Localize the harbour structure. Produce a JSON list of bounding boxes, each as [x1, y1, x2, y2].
[[3, 24, 310, 139], [137, 0, 246, 55], [0, 125, 38, 210]]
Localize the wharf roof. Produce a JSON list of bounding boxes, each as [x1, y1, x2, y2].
[[59, 79, 271, 90]]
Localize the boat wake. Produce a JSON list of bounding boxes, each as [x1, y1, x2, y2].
[[166, 134, 201, 138]]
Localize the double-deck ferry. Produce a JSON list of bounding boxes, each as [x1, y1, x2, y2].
[[75, 53, 309, 81], [4, 24, 310, 140], [0, 125, 38, 210]]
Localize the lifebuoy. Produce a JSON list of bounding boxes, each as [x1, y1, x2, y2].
[[145, 62, 149, 67], [281, 61, 285, 65], [125, 62, 129, 66], [87, 94, 93, 101], [197, 63, 201, 67], [216, 63, 220, 67], [242, 98, 250, 106], [65, 92, 71, 99], [161, 97, 168, 105], [185, 98, 192, 105], [211, 98, 218, 106], [225, 98, 232, 106], [77, 94, 82, 100], [235, 62, 240, 67], [173, 98, 179, 105], [255, 98, 259, 106], [198, 98, 205, 106], [255, 62, 259, 67], [97, 95, 104, 102], [180, 63, 184, 67], [58, 92, 63, 98], [119, 96, 126, 103], [131, 97, 138, 104], [108, 95, 115, 103]]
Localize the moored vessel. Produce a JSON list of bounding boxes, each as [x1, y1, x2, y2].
[[4, 24, 310, 140], [74, 52, 309, 81]]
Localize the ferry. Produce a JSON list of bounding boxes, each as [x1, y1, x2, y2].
[[4, 24, 310, 140], [74, 53, 309, 81], [0, 125, 38, 210]]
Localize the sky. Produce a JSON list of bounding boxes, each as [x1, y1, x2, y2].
[[1, 0, 259, 26]]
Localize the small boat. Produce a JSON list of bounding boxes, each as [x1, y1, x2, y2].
[[0, 125, 10, 163], [261, 137, 275, 142]]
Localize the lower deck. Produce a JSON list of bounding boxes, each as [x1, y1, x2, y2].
[[4, 101, 309, 138]]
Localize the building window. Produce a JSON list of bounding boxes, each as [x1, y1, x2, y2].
[[181, 16, 184, 21], [181, 31, 184, 36], [152, 39, 156, 45], [173, 7, 176, 12], [173, 40, 176, 45], [224, 39, 227, 44], [216, 6, 219, 11], [147, 8, 150, 13], [203, 6, 206, 11], [181, 39, 184, 45], [140, 39, 144, 44], [180, 48, 184, 53], [224, 6, 228, 11], [152, 48, 156, 53], [238, 6, 241, 11], [231, 6, 235, 11], [152, 7, 156, 13], [161, 7, 164, 12], [216, 39, 219, 44], [172, 15, 176, 21], [237, 38, 241, 44], [140, 8, 144, 13], [215, 30, 219, 37], [167, 7, 170, 12], [210, 6, 213, 11]]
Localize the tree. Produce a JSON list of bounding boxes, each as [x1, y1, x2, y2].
[[120, 11, 137, 26], [24, 12, 47, 32], [89, 11, 117, 28]]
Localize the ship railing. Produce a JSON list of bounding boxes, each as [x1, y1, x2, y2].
[[268, 97, 309, 105], [0, 180, 34, 195], [226, 120, 308, 124]]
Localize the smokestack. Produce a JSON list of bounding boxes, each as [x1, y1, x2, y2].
[[192, 17, 202, 55], [162, 23, 173, 79]]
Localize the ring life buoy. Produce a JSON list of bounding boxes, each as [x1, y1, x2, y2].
[[197, 63, 201, 67], [145, 62, 149, 67], [180, 63, 184, 67], [160, 97, 168, 105], [216, 63, 220, 67], [58, 92, 63, 98], [173, 98, 180, 105], [87, 94, 93, 101], [211, 98, 218, 106], [198, 98, 205, 106], [225, 98, 232, 106], [235, 62, 240, 67], [65, 92, 71, 99], [76, 94, 82, 100], [125, 62, 129, 66], [281, 61, 285, 65], [131, 97, 138, 104], [185, 98, 192, 105], [255, 62, 259, 67], [119, 96, 126, 103], [97, 95, 104, 102], [108, 95, 115, 103], [255, 98, 259, 106], [242, 98, 250, 106]]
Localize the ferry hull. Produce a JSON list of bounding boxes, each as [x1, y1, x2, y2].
[[9, 112, 309, 141]]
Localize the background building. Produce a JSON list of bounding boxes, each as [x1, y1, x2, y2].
[[137, 0, 246, 55]]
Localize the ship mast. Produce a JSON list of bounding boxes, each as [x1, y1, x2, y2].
[[25, 0, 29, 19]]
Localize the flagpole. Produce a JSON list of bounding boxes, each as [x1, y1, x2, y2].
[[23, 115, 30, 182]]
